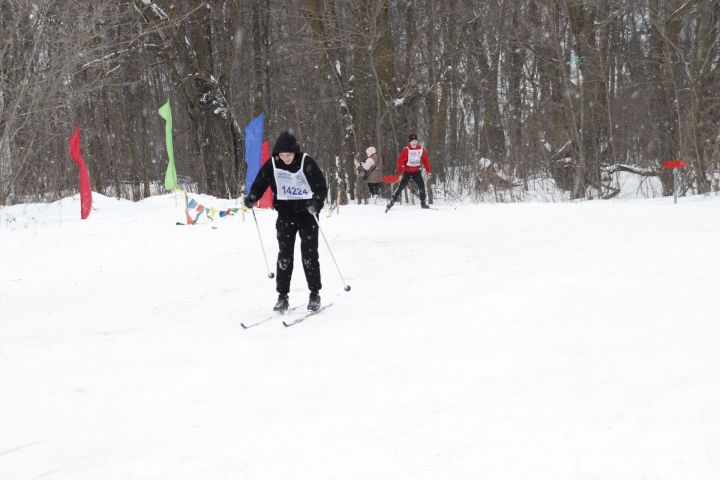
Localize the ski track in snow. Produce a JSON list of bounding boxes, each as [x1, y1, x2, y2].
[[1, 191, 720, 479]]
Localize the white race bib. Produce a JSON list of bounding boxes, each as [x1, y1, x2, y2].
[[407, 148, 422, 167], [273, 154, 314, 200]]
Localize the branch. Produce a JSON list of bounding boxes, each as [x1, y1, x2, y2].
[[667, 0, 701, 25], [604, 164, 659, 177]]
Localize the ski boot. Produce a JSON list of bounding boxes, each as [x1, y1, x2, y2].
[[273, 294, 289, 312], [385, 199, 395, 213], [308, 292, 321, 311], [421, 202, 430, 209]]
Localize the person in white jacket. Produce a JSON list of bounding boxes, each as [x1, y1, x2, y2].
[[360, 146, 383, 198]]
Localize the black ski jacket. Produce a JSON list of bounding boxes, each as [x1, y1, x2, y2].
[[246, 153, 328, 216]]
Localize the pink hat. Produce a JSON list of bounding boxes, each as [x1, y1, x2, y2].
[[365, 146, 376, 157]]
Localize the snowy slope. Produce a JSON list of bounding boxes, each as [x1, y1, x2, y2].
[[1, 193, 719, 480]]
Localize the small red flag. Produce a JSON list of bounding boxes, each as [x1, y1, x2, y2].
[[383, 175, 400, 184], [68, 127, 93, 219], [663, 160, 686, 169]]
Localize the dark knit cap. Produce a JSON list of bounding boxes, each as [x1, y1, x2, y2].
[[408, 133, 418, 141], [272, 131, 301, 155]]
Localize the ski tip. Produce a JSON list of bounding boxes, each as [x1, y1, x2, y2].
[[241, 323, 249, 329], [282, 321, 290, 327]]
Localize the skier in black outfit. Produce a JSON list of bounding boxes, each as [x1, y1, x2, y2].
[[244, 131, 328, 312]]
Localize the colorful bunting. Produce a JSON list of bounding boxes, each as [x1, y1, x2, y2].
[[177, 190, 329, 225], [179, 191, 245, 225]]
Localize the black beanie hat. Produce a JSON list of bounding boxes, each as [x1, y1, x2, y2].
[[408, 133, 418, 141], [272, 131, 301, 155]]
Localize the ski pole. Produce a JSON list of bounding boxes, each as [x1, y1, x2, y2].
[[312, 214, 351, 292], [250, 207, 275, 279], [379, 184, 394, 198]]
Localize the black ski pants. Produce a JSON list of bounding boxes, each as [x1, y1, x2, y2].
[[275, 213, 321, 295], [392, 171, 426, 204]]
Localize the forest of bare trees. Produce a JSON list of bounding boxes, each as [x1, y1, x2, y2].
[[1, 0, 719, 205]]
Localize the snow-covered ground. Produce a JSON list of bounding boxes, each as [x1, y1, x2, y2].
[[2, 192, 719, 479]]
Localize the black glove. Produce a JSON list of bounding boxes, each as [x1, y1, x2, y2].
[[306, 200, 321, 214], [243, 195, 254, 208]]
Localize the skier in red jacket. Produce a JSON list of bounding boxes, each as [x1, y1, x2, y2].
[[386, 133, 432, 212]]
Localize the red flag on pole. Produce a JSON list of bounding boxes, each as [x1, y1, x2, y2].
[[68, 127, 93, 219], [662, 160, 686, 169], [256, 139, 274, 209]]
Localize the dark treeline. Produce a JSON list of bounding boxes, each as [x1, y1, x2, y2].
[[1, 0, 719, 205]]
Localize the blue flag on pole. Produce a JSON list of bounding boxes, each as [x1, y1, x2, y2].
[[244, 112, 265, 192]]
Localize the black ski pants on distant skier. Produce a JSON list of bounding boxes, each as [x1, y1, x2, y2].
[[392, 171, 426, 204], [275, 213, 321, 295]]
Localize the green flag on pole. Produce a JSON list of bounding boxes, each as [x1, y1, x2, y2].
[[158, 100, 177, 191]]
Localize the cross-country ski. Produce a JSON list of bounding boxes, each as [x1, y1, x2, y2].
[[282, 303, 334, 327], [240, 305, 303, 329]]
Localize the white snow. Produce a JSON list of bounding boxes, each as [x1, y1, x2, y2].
[[140, 0, 169, 20], [2, 192, 720, 479]]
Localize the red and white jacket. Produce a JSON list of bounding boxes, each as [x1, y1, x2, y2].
[[396, 144, 431, 175]]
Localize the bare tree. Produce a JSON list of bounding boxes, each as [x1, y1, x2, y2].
[[2, 0, 719, 205]]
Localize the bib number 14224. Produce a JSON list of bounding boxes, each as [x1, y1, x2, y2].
[[281, 186, 309, 196]]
